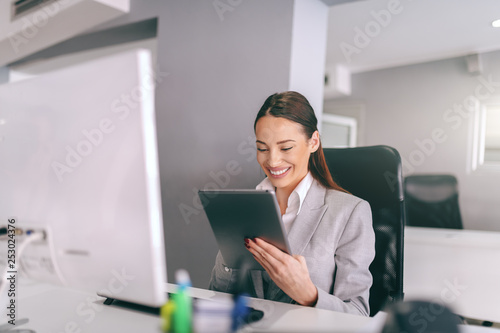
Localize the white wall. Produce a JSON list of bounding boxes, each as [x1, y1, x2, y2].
[[91, 0, 328, 286], [91, 0, 293, 287], [327, 50, 500, 231]]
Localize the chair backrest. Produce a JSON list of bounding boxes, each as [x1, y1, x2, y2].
[[323, 145, 405, 316], [404, 174, 463, 229]]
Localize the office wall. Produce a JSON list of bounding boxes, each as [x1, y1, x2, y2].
[[155, 0, 294, 287], [92, 0, 329, 287], [86, 0, 292, 287], [326, 50, 500, 231]]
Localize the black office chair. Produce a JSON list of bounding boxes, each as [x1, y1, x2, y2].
[[404, 174, 463, 229], [323, 145, 405, 316]]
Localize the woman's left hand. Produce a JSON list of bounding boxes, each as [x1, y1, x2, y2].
[[245, 237, 318, 306]]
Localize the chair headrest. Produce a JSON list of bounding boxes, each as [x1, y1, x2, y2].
[[323, 145, 404, 205]]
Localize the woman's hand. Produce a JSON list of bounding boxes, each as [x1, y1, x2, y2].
[[245, 237, 318, 306]]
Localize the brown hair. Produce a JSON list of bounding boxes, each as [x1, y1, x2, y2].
[[254, 91, 347, 193]]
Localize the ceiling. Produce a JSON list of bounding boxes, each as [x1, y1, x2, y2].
[[326, 0, 500, 73]]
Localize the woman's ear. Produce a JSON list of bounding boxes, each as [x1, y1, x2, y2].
[[309, 131, 320, 153]]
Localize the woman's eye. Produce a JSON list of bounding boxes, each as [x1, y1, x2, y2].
[[282, 147, 293, 151], [257, 148, 268, 152]]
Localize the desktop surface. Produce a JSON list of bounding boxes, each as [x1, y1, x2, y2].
[[7, 278, 500, 333], [11, 279, 371, 333]]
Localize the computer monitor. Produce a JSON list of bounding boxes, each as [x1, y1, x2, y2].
[[0, 49, 167, 308]]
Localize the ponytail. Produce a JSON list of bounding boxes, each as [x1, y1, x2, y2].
[[309, 142, 349, 193]]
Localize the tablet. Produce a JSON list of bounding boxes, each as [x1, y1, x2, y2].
[[199, 189, 291, 270]]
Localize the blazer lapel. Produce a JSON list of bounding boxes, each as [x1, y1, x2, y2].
[[252, 180, 328, 301], [287, 180, 328, 256]]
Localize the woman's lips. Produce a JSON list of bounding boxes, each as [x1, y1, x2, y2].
[[268, 167, 291, 178]]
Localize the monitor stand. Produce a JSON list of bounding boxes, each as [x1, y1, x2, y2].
[[104, 294, 264, 324], [103, 297, 161, 316]]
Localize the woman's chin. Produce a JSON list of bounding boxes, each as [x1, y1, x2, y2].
[[268, 176, 291, 190]]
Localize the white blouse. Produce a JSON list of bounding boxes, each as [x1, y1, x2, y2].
[[256, 172, 314, 234]]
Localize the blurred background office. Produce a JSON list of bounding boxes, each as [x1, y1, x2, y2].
[[0, 0, 499, 291]]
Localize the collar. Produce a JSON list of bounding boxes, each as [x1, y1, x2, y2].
[[256, 172, 314, 215]]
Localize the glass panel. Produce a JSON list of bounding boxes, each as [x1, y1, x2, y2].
[[484, 106, 500, 163], [321, 122, 350, 148]]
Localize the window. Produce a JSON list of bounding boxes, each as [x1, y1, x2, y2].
[[471, 104, 500, 170], [320, 113, 357, 148], [484, 105, 500, 163]]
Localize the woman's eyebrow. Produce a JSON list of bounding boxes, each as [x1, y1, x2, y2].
[[277, 139, 295, 144], [256, 139, 296, 145]]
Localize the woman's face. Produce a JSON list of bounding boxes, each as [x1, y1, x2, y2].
[[255, 115, 319, 192]]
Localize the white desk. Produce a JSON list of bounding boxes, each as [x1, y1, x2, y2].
[[5, 277, 500, 332], [6, 280, 162, 333], [8, 280, 371, 333], [172, 283, 372, 332], [404, 226, 500, 323]]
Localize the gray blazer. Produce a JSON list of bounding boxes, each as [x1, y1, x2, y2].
[[208, 179, 375, 316]]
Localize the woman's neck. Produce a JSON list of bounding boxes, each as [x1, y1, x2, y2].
[[276, 186, 294, 215], [275, 172, 308, 215]]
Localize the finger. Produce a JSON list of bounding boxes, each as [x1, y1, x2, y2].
[[293, 254, 309, 268], [246, 242, 272, 271], [253, 238, 288, 263], [247, 239, 282, 270], [251, 250, 271, 270], [293, 254, 305, 264]]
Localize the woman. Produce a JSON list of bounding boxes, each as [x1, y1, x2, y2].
[[209, 91, 375, 316]]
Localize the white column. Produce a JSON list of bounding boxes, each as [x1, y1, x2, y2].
[[288, 0, 329, 128]]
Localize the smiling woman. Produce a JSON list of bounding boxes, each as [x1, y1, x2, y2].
[[253, 92, 348, 213], [208, 91, 376, 316]]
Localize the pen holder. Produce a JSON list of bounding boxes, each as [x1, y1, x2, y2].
[[161, 270, 193, 333]]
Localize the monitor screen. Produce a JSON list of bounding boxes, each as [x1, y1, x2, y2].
[[0, 49, 167, 308]]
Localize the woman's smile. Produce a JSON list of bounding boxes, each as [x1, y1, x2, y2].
[[268, 166, 291, 178]]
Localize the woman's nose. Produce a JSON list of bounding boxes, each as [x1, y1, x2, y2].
[[268, 149, 282, 167]]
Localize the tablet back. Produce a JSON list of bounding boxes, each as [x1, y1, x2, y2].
[[199, 189, 291, 270]]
